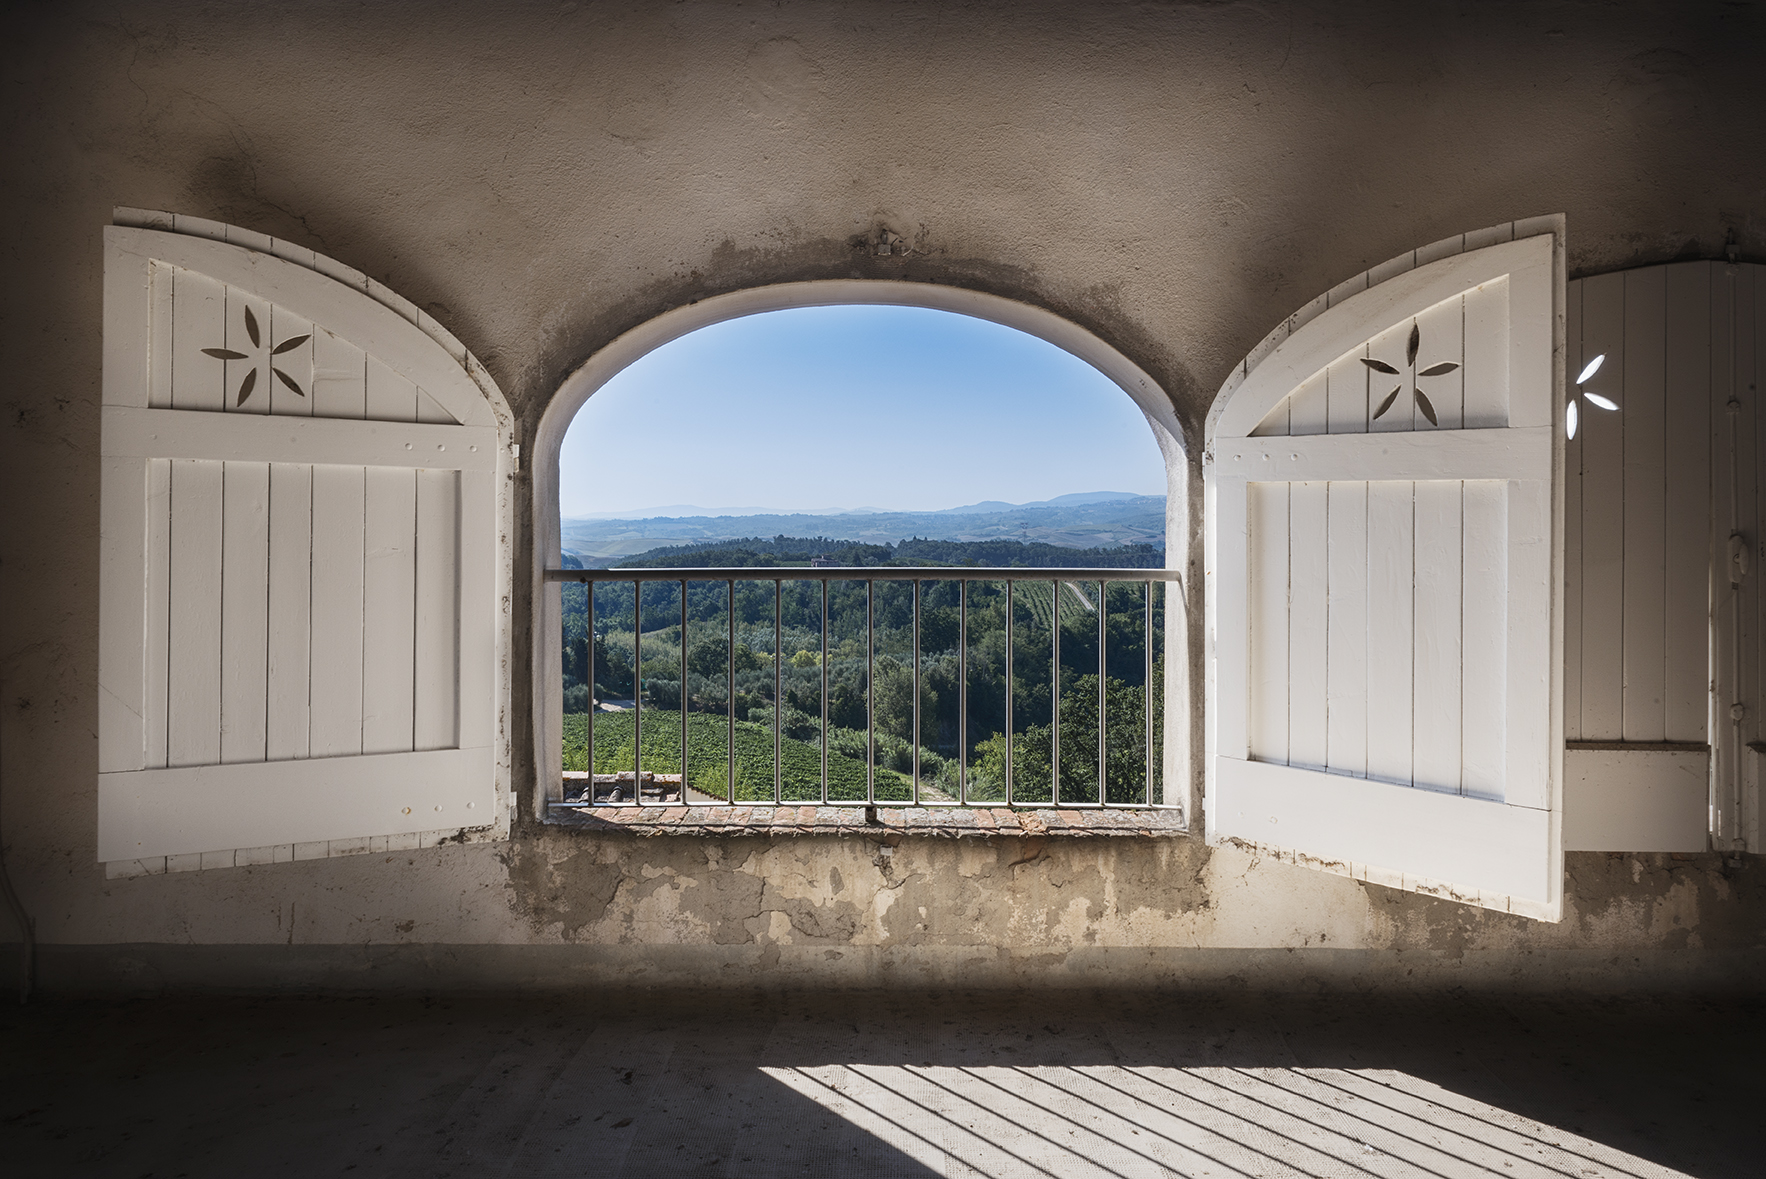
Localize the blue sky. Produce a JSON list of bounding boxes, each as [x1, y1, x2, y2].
[[558, 305, 1167, 517]]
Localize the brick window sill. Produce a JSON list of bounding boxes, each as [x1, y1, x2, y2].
[[546, 805, 1188, 839]]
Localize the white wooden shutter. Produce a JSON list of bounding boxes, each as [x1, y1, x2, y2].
[[1205, 223, 1564, 920], [99, 218, 507, 864]]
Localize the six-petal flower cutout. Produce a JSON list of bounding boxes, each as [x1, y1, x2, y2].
[[1361, 322, 1459, 426], [201, 307, 311, 406]]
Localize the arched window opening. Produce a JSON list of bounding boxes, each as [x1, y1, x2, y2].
[[533, 287, 1190, 820]]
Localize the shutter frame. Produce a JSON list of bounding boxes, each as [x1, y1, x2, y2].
[[1205, 221, 1566, 920], [98, 218, 512, 864]]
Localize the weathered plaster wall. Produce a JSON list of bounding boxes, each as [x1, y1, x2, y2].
[[4, 0, 1765, 992]]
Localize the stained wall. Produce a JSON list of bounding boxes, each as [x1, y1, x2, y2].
[[3, 0, 1765, 992]]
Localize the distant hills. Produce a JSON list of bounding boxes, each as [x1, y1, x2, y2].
[[573, 535, 1165, 571], [561, 493, 1166, 567], [567, 490, 1145, 521]]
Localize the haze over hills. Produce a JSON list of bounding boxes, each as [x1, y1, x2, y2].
[[561, 493, 1166, 567]]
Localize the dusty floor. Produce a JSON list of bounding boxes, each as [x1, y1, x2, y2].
[[1, 990, 1758, 1178]]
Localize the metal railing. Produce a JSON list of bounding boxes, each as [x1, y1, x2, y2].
[[546, 566, 1181, 810]]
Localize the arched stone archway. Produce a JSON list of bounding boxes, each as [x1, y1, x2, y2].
[[530, 280, 1196, 818]]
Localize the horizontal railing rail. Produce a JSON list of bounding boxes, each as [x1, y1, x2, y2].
[[547, 565, 1181, 814]]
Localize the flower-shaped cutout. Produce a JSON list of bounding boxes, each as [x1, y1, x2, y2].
[[1565, 354, 1616, 440], [1361, 323, 1459, 426], [201, 307, 311, 406]]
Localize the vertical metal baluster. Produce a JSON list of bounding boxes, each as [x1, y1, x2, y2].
[[728, 579, 735, 806], [633, 580, 642, 804], [821, 579, 829, 806], [585, 580, 595, 798], [959, 579, 968, 806], [912, 579, 921, 807], [1145, 578, 1154, 807], [866, 578, 875, 807], [1098, 579, 1107, 807], [1051, 577, 1060, 806], [774, 579, 782, 807], [1006, 579, 1014, 809], [680, 580, 689, 806]]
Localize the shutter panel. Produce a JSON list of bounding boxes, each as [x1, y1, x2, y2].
[[1205, 223, 1565, 920], [99, 222, 506, 864]]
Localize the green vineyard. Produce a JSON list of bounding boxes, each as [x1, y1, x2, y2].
[[561, 710, 911, 802]]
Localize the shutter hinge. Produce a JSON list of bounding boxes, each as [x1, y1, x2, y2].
[[510, 442, 521, 472], [1729, 533, 1749, 584]]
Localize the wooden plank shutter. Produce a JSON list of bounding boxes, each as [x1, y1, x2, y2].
[[1205, 224, 1565, 920], [99, 222, 505, 863]]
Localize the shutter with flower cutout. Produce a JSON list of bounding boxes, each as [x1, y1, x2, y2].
[[99, 220, 503, 863], [1205, 222, 1564, 919]]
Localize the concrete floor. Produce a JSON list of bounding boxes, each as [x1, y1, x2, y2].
[[1, 991, 1758, 1178]]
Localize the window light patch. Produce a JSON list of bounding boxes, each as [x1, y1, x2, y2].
[[1576, 354, 1605, 385]]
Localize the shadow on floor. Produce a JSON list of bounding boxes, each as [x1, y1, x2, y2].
[[1, 990, 1759, 1177]]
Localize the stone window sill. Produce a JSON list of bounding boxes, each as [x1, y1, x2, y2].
[[545, 804, 1188, 839]]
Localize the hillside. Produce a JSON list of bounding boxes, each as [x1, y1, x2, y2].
[[561, 494, 1166, 566], [596, 535, 1164, 570]]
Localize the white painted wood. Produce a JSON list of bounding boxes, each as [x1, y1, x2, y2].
[[1247, 481, 1289, 765], [1662, 263, 1711, 743], [309, 465, 366, 759], [98, 457, 148, 773], [269, 306, 315, 418], [1206, 223, 1563, 918], [1324, 480, 1368, 778], [1503, 476, 1555, 811], [148, 262, 174, 410], [97, 748, 493, 862], [1412, 478, 1463, 794], [167, 459, 223, 768], [456, 470, 498, 752], [1560, 263, 1725, 849], [1209, 479, 1251, 774], [1460, 481, 1507, 800], [1213, 426, 1550, 483], [1288, 481, 1328, 770], [1562, 749, 1709, 852], [1286, 385, 1330, 770], [170, 268, 225, 412], [1578, 273, 1625, 739], [1462, 279, 1509, 430], [1364, 480, 1415, 787], [363, 465, 417, 755], [219, 461, 270, 764], [1215, 756, 1553, 913], [144, 459, 172, 771], [228, 290, 272, 417], [172, 213, 228, 242], [362, 357, 419, 755], [266, 462, 312, 762], [1324, 353, 1369, 778], [100, 216, 513, 865], [313, 326, 366, 420], [111, 228, 490, 427], [1622, 267, 1668, 742], [415, 470, 459, 751], [1214, 236, 1549, 440], [1563, 281, 1583, 741], [102, 407, 497, 470]]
